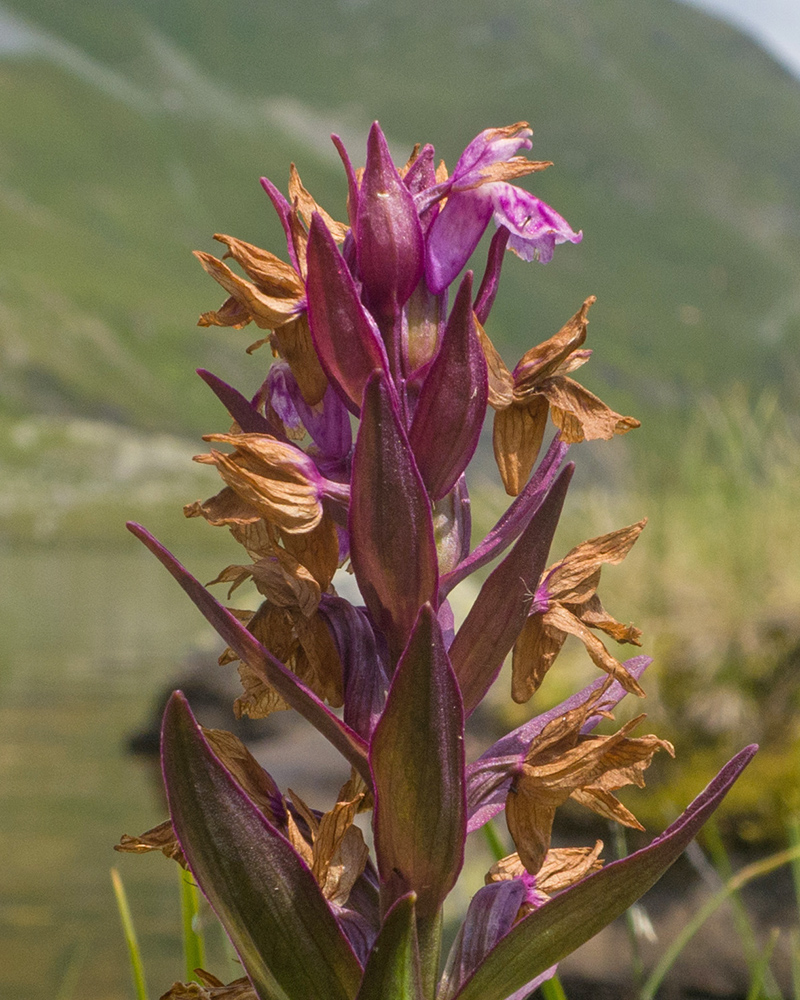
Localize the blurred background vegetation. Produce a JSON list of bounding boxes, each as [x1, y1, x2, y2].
[[2, 0, 800, 997]]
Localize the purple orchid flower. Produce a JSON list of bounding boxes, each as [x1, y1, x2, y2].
[[424, 122, 583, 294], [121, 120, 756, 1000]]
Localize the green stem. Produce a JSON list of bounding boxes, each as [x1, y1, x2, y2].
[[179, 866, 206, 982], [540, 973, 570, 1000], [746, 928, 781, 1000], [417, 911, 443, 1000], [641, 845, 800, 1000], [111, 868, 149, 1000]]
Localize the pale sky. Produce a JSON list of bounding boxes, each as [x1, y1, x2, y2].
[[679, 0, 800, 78]]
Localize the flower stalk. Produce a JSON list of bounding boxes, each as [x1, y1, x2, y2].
[[117, 120, 756, 1000]]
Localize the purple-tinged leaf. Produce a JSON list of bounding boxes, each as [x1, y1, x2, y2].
[[370, 605, 466, 920], [197, 369, 278, 437], [259, 176, 302, 276], [439, 436, 568, 599], [127, 523, 371, 788], [438, 881, 525, 1000], [448, 465, 573, 716], [318, 595, 390, 741], [408, 273, 488, 501], [306, 213, 390, 415], [339, 867, 381, 965], [349, 373, 439, 663], [473, 226, 510, 325], [437, 599, 456, 650], [162, 693, 362, 1000], [356, 122, 425, 319], [466, 656, 652, 833], [451, 745, 758, 1000], [355, 894, 423, 1000], [332, 134, 360, 231]]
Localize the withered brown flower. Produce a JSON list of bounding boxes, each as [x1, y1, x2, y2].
[[194, 167, 347, 406], [486, 841, 605, 920], [479, 297, 640, 495], [512, 519, 647, 702], [286, 772, 371, 908], [505, 694, 673, 876]]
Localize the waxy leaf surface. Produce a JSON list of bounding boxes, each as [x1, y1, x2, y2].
[[349, 373, 438, 663], [354, 894, 423, 1000], [451, 745, 758, 1000], [162, 694, 362, 1000], [357, 122, 424, 319], [306, 214, 389, 414], [370, 605, 466, 919], [448, 465, 573, 715], [409, 273, 488, 501]]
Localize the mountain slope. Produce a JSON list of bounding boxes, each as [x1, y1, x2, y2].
[[1, 0, 799, 435]]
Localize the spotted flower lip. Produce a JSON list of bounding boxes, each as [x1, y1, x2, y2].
[[424, 122, 583, 294]]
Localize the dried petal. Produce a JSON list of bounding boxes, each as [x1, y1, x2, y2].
[[194, 252, 304, 329], [288, 164, 349, 242], [492, 396, 549, 496], [538, 376, 640, 443], [545, 520, 647, 604], [512, 298, 594, 400], [271, 314, 329, 408], [213, 233, 304, 297], [199, 433, 326, 534], [115, 820, 187, 868]]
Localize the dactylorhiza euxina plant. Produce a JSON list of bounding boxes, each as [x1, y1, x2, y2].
[[119, 122, 756, 1000]]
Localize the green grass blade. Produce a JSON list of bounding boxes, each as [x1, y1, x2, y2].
[[745, 928, 781, 1000], [110, 868, 149, 1000], [701, 820, 782, 998], [482, 820, 507, 864], [641, 845, 800, 1000], [179, 866, 207, 982], [790, 929, 800, 1000], [55, 938, 89, 1000]]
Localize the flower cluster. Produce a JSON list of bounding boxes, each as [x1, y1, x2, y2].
[[119, 121, 755, 1000]]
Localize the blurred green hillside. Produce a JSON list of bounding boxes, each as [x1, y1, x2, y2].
[[2, 0, 800, 439]]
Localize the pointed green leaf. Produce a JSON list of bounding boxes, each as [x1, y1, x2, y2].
[[355, 894, 423, 1000], [127, 523, 371, 788], [448, 464, 572, 716], [370, 604, 465, 919], [451, 745, 757, 1000], [162, 693, 363, 1000]]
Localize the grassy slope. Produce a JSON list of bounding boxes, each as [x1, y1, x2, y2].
[[1, 0, 799, 438]]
